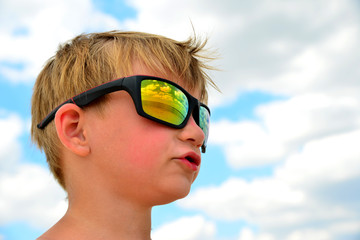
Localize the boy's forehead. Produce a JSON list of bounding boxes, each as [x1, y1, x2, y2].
[[131, 60, 202, 99]]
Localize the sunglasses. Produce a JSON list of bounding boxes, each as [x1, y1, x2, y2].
[[37, 75, 210, 153]]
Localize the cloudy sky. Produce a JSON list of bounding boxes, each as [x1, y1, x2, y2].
[[1, 0, 360, 239]]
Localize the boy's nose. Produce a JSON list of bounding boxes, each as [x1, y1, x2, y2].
[[178, 115, 205, 150]]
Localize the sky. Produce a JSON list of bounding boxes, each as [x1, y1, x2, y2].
[[0, 0, 360, 239]]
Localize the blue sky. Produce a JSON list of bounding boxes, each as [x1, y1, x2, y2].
[[1, 0, 360, 240]]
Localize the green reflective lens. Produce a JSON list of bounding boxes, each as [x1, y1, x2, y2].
[[141, 79, 189, 125], [200, 106, 210, 145]]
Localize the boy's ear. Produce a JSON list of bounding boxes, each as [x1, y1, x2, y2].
[[55, 103, 90, 157]]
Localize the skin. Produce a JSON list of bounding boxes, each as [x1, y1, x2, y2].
[[37, 61, 205, 240]]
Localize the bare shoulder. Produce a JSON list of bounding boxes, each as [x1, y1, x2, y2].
[[36, 231, 56, 240], [36, 229, 72, 240], [36, 234, 51, 240], [35, 221, 68, 240], [35, 217, 86, 240]]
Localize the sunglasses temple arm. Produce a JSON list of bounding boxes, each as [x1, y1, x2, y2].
[[37, 99, 73, 129], [37, 79, 125, 130], [201, 145, 206, 153], [72, 79, 125, 106]]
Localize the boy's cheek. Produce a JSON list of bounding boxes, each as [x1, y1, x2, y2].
[[124, 139, 165, 167]]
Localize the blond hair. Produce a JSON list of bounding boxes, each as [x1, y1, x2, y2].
[[31, 30, 216, 189]]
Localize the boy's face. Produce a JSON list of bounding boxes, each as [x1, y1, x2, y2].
[[83, 61, 205, 206]]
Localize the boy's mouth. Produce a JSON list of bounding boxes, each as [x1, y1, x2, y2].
[[180, 152, 201, 168], [185, 155, 200, 166], [175, 152, 201, 171]]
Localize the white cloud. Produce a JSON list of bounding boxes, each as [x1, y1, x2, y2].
[[258, 25, 360, 97], [151, 215, 216, 240], [209, 93, 360, 168], [238, 228, 275, 240], [180, 129, 360, 239], [0, 0, 122, 82], [0, 112, 23, 171], [118, 0, 360, 110], [209, 119, 286, 168], [0, 163, 67, 229], [0, 111, 67, 229]]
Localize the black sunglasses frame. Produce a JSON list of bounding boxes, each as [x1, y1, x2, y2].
[[37, 75, 210, 152]]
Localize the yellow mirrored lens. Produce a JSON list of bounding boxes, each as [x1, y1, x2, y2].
[[141, 80, 188, 125]]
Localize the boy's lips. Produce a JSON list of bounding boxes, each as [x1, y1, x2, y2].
[[176, 152, 201, 171]]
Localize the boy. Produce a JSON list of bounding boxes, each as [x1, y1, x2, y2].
[[31, 30, 217, 240]]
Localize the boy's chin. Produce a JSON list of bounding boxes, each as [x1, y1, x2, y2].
[[152, 185, 192, 206]]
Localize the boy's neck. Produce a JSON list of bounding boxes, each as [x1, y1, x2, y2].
[[38, 194, 152, 240]]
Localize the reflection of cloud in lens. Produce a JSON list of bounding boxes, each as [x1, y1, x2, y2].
[[160, 85, 171, 92], [142, 80, 188, 115]]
